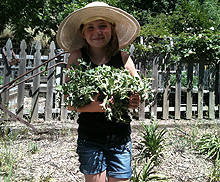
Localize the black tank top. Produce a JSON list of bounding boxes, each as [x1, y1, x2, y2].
[[77, 48, 131, 144]]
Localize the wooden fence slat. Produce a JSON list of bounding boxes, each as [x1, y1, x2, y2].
[[17, 40, 27, 118], [137, 39, 146, 120], [2, 39, 12, 106], [209, 64, 216, 119], [31, 40, 41, 122], [139, 59, 146, 120], [60, 53, 69, 121], [198, 59, 205, 119], [151, 56, 159, 119], [162, 55, 170, 120], [186, 60, 193, 119], [55, 51, 63, 112], [45, 41, 55, 121], [216, 64, 220, 118], [175, 60, 181, 119]]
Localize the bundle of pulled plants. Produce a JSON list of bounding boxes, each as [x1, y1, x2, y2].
[[59, 60, 151, 123]]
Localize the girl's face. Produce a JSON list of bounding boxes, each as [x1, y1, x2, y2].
[[81, 20, 112, 49]]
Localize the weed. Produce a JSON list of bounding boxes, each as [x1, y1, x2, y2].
[[0, 141, 15, 179], [28, 142, 38, 154], [4, 162, 13, 182], [130, 156, 168, 182], [208, 160, 220, 182], [40, 172, 54, 182], [137, 120, 167, 160], [195, 133, 220, 162]]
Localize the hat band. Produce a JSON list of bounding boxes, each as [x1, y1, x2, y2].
[[82, 16, 115, 25]]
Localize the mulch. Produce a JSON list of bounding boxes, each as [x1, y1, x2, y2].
[[0, 118, 217, 181]]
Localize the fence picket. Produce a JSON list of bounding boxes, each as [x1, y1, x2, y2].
[[31, 40, 41, 122], [17, 40, 27, 118], [162, 55, 170, 120], [186, 60, 193, 119], [45, 41, 56, 121], [60, 53, 69, 121], [152, 56, 159, 119], [198, 59, 205, 119], [209, 64, 216, 119], [139, 60, 146, 120], [175, 61, 182, 119], [2, 39, 12, 106]]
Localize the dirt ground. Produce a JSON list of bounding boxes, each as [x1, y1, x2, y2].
[[0, 118, 217, 182]]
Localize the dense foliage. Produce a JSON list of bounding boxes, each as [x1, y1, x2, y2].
[[59, 60, 151, 123], [1, 0, 220, 49], [133, 0, 220, 66]]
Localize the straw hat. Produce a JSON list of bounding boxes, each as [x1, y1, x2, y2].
[[56, 1, 140, 52]]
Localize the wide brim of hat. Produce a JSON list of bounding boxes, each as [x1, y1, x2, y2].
[[56, 5, 140, 52]]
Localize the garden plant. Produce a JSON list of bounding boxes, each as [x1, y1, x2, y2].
[[59, 59, 152, 123]]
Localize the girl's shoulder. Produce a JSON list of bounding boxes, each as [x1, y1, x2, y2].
[[68, 49, 82, 67], [120, 51, 130, 65], [120, 51, 139, 77]]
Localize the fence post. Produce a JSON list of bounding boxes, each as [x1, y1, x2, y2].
[[209, 63, 216, 119], [17, 40, 27, 118], [2, 39, 12, 107], [162, 54, 170, 120], [45, 41, 55, 121], [186, 59, 193, 119], [31, 40, 41, 122], [60, 53, 69, 121], [216, 63, 220, 118], [151, 56, 159, 119], [175, 60, 181, 119], [198, 58, 205, 119]]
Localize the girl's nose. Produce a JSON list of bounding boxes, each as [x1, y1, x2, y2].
[[95, 28, 102, 34]]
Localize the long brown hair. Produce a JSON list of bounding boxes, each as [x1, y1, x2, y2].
[[80, 23, 119, 59]]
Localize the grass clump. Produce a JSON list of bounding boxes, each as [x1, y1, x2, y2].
[[0, 141, 16, 181], [131, 120, 168, 181]]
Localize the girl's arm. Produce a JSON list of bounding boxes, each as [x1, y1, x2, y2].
[[76, 94, 105, 112], [121, 51, 141, 109], [122, 51, 139, 77], [65, 50, 105, 113]]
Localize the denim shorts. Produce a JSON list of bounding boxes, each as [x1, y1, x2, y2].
[[76, 136, 132, 179]]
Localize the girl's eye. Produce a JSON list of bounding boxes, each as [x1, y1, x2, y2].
[[87, 26, 93, 30], [100, 25, 107, 28]]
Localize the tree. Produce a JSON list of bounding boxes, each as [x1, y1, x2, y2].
[[0, 0, 83, 47], [1, 0, 220, 48]]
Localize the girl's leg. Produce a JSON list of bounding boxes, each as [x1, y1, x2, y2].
[[85, 170, 107, 182], [108, 177, 129, 182]]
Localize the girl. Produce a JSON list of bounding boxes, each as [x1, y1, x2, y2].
[[57, 2, 140, 182]]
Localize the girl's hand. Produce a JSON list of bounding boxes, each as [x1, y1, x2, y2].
[[91, 94, 106, 112], [129, 93, 141, 109], [76, 93, 105, 113]]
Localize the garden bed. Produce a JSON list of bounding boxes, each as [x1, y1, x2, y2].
[[0, 118, 219, 181]]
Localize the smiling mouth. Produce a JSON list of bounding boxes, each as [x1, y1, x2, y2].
[[93, 37, 104, 41]]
